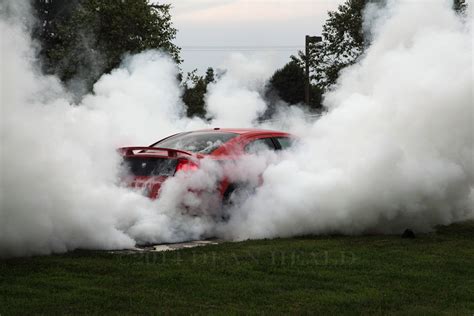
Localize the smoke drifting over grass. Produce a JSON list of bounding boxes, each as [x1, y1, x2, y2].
[[0, 0, 472, 257]]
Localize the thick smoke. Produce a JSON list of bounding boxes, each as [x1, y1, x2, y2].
[[0, 0, 271, 257], [0, 0, 472, 257], [222, 0, 473, 239], [206, 53, 276, 126]]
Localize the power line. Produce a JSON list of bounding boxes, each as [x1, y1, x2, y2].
[[181, 45, 303, 52]]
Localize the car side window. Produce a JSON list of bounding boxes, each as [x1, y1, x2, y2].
[[245, 138, 276, 154], [274, 137, 293, 150]]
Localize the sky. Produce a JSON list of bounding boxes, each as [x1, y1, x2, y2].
[[165, 0, 344, 74]]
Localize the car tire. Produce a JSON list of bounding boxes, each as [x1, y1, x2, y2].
[[220, 182, 255, 221]]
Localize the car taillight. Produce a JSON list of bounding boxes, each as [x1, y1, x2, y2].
[[175, 158, 199, 173]]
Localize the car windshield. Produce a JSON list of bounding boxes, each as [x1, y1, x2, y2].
[[152, 131, 238, 154]]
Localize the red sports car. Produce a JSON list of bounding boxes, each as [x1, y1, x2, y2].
[[119, 128, 293, 201]]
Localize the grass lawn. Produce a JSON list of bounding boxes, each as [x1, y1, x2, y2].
[[1, 222, 473, 315]]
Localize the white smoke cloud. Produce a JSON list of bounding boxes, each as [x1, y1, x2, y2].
[[221, 0, 474, 239], [0, 1, 271, 257], [0, 6, 213, 257], [0, 0, 472, 257], [205, 53, 276, 126]]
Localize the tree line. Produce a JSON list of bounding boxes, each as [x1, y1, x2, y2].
[[33, 0, 468, 116]]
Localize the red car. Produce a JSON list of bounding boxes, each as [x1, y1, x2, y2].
[[119, 128, 293, 201]]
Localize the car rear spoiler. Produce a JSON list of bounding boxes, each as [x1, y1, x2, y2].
[[118, 147, 193, 158]]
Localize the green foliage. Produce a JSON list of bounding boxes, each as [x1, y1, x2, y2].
[[182, 68, 215, 118], [295, 0, 376, 90], [314, 0, 370, 88], [204, 67, 215, 84], [266, 60, 322, 110], [33, 0, 180, 92], [298, 0, 469, 90], [269, 60, 306, 105], [453, 0, 468, 14]]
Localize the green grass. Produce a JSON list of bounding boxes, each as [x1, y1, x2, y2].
[[1, 222, 473, 315]]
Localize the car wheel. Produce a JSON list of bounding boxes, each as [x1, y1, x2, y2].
[[220, 182, 255, 221]]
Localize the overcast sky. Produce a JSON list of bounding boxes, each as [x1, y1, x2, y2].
[[164, 0, 344, 74]]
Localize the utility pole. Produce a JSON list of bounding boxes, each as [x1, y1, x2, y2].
[[305, 35, 322, 106]]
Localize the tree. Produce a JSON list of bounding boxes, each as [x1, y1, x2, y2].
[[262, 59, 322, 118], [453, 0, 468, 14], [182, 68, 215, 118], [204, 67, 215, 85], [33, 0, 180, 93], [267, 59, 322, 108], [33, 1, 80, 59], [297, 0, 468, 90], [298, 0, 375, 90], [268, 60, 305, 105]]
